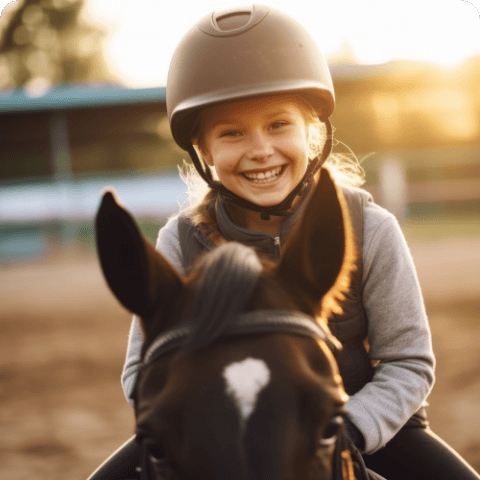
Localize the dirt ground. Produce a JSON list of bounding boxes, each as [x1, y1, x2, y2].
[[0, 233, 479, 480]]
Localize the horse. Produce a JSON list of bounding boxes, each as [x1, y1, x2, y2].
[[94, 168, 367, 480]]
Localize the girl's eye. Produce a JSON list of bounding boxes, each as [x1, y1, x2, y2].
[[221, 130, 241, 137], [271, 121, 288, 129]]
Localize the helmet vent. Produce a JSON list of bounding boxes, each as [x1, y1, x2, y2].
[[198, 5, 269, 37], [216, 12, 251, 31]]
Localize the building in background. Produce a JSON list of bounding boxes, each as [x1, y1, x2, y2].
[[1, 58, 479, 261], [0, 84, 186, 260]]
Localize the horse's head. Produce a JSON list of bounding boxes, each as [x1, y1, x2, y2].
[[95, 168, 355, 480]]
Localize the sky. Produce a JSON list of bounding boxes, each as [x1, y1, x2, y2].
[[1, 0, 480, 88]]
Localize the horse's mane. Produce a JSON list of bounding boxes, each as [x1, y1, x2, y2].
[[185, 242, 262, 353]]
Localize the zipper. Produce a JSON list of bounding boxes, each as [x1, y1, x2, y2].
[[274, 236, 282, 258]]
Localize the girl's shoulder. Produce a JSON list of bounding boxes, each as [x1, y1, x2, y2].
[[155, 212, 217, 276], [338, 183, 374, 214], [338, 183, 403, 257], [338, 183, 396, 232], [155, 214, 186, 276], [362, 196, 400, 242], [155, 214, 181, 248], [338, 186, 414, 285], [359, 194, 411, 266]]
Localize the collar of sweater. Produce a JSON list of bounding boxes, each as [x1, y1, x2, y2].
[[214, 180, 314, 259]]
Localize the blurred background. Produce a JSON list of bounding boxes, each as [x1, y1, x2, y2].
[[0, 0, 479, 478]]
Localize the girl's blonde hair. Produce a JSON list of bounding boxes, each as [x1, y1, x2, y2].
[[178, 96, 365, 233]]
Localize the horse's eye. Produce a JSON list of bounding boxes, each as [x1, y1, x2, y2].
[[318, 415, 343, 447], [149, 457, 175, 478], [148, 443, 166, 462], [145, 443, 175, 478]]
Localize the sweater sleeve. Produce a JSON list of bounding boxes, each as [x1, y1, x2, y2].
[[346, 204, 435, 454], [121, 215, 186, 404]]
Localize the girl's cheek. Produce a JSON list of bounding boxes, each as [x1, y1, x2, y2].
[[213, 152, 236, 173]]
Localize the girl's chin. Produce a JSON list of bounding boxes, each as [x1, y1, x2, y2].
[[239, 189, 291, 208]]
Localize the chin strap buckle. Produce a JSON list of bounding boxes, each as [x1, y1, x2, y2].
[[298, 181, 309, 197], [260, 209, 271, 221]]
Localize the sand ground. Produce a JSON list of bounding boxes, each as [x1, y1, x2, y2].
[[0, 233, 479, 479]]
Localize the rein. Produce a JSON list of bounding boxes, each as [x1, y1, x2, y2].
[[136, 309, 357, 480]]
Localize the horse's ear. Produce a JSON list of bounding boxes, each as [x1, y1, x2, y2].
[[95, 190, 183, 320], [277, 168, 352, 306]]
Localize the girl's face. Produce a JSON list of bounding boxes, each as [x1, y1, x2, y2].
[[198, 95, 311, 207]]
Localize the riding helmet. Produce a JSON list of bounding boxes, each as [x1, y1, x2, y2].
[[167, 4, 335, 151]]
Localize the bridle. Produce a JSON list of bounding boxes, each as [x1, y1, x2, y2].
[[134, 309, 360, 480], [142, 310, 338, 365]]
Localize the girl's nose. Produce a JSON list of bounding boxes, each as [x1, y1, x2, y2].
[[245, 131, 274, 161]]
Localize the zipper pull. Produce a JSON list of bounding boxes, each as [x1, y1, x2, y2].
[[274, 236, 281, 257]]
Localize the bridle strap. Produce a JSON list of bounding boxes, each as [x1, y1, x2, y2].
[[142, 310, 338, 367], [139, 438, 153, 480], [333, 416, 356, 480], [348, 442, 371, 480]]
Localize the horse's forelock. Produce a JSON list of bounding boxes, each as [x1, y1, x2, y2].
[[186, 243, 262, 352]]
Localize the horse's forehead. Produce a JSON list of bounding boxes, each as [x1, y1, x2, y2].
[[222, 357, 271, 424]]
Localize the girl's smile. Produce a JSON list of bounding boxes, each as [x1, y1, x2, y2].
[[198, 94, 311, 208], [241, 164, 286, 183]]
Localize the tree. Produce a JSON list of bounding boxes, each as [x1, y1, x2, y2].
[[0, 0, 116, 93]]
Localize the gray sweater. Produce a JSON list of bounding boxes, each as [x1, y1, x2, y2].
[[121, 191, 435, 455]]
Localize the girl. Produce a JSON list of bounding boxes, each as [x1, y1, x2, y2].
[[111, 5, 478, 480]]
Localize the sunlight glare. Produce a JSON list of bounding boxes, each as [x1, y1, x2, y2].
[[79, 0, 480, 87]]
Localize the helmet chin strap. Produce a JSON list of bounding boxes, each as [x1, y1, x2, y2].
[[186, 117, 333, 221]]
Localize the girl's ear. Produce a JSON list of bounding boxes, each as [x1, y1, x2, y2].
[[200, 147, 214, 167], [276, 168, 352, 308], [95, 190, 183, 321]]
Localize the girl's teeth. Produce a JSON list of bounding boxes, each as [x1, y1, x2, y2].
[[243, 166, 283, 183]]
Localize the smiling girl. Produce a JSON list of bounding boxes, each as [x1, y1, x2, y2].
[[191, 94, 320, 237], [200, 95, 309, 210], [107, 5, 480, 480]]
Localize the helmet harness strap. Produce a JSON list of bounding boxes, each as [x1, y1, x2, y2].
[[186, 116, 333, 220]]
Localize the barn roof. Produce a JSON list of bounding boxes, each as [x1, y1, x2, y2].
[[0, 84, 167, 114]]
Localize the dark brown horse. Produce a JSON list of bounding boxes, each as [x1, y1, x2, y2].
[[95, 168, 359, 480]]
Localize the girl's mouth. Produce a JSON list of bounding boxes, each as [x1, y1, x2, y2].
[[241, 165, 286, 184]]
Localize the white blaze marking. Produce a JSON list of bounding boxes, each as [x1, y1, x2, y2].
[[223, 357, 271, 423]]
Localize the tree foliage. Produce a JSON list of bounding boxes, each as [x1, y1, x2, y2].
[[0, 0, 116, 92]]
